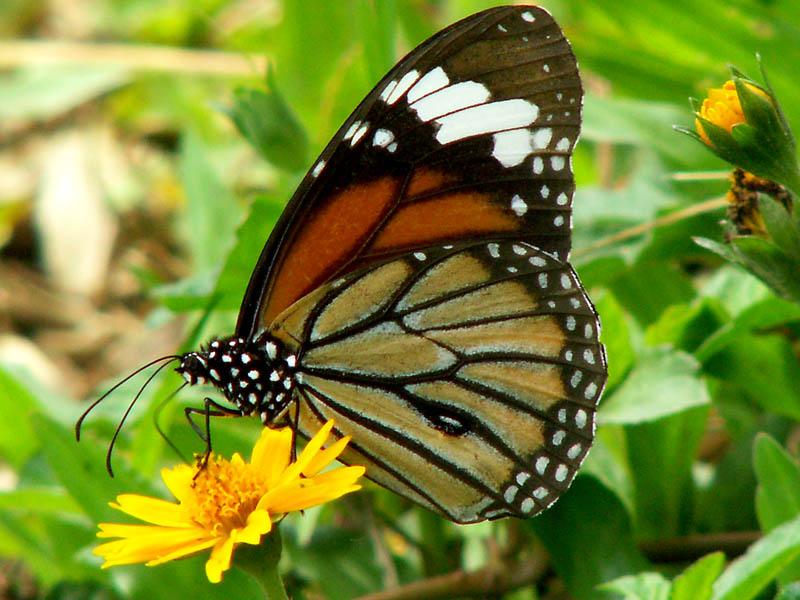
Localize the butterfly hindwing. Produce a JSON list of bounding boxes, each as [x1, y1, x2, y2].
[[237, 5, 583, 337], [267, 240, 605, 523]]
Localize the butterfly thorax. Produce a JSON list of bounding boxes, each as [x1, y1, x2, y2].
[[176, 336, 297, 425]]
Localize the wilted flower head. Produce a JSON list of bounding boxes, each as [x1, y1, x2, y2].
[[93, 420, 364, 583]]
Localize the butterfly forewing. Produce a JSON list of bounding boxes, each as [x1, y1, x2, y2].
[[268, 240, 605, 523], [237, 5, 582, 338]]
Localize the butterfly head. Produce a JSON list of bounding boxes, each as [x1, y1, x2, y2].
[[176, 336, 298, 424]]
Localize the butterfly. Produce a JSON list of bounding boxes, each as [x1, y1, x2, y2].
[[80, 5, 607, 524]]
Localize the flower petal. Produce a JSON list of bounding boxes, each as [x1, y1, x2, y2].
[[146, 537, 220, 567], [262, 466, 365, 514], [161, 464, 196, 502], [302, 435, 350, 476], [234, 509, 272, 545], [95, 525, 214, 566], [205, 536, 235, 583], [252, 426, 293, 485], [110, 494, 190, 527], [282, 420, 334, 481]]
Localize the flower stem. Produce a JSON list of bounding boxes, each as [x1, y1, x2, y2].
[[234, 531, 288, 600]]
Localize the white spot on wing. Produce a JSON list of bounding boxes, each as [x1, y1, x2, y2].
[[492, 129, 532, 168], [521, 11, 535, 22], [556, 137, 571, 151], [487, 243, 500, 258], [532, 157, 544, 174], [411, 81, 490, 122], [435, 99, 539, 145], [551, 156, 566, 171], [531, 127, 552, 149], [504, 485, 518, 502], [372, 128, 395, 148], [343, 121, 361, 141], [350, 122, 369, 146], [311, 160, 325, 178], [556, 192, 568, 205], [510, 195, 528, 216], [406, 67, 450, 103], [385, 70, 420, 105]]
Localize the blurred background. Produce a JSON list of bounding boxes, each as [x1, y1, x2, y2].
[[2, 1, 800, 599]]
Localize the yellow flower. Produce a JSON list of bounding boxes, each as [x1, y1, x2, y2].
[[94, 420, 364, 583], [695, 80, 770, 145]]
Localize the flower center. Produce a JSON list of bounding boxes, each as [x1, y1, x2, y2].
[[186, 455, 268, 535]]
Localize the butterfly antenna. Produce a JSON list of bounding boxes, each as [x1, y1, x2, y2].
[[153, 382, 190, 465], [75, 355, 181, 442], [103, 356, 182, 476]]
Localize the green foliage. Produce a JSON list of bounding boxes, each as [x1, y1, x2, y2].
[[2, 0, 800, 598]]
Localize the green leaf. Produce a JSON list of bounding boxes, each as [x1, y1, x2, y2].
[[34, 413, 155, 524], [626, 405, 709, 538], [357, 0, 396, 83], [729, 236, 800, 304], [211, 193, 287, 312], [711, 514, 800, 600], [0, 488, 81, 515], [227, 69, 309, 172], [0, 67, 129, 120], [759, 194, 800, 258], [608, 262, 695, 326], [599, 572, 671, 600], [776, 582, 800, 600], [594, 291, 634, 390], [0, 367, 41, 469], [599, 347, 709, 425], [753, 433, 800, 584], [530, 476, 649, 600], [671, 552, 725, 600], [753, 433, 800, 531], [703, 333, 800, 421], [179, 131, 242, 273]]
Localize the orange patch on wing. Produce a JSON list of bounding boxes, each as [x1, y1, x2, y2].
[[405, 169, 456, 198], [370, 192, 518, 251], [261, 176, 400, 326]]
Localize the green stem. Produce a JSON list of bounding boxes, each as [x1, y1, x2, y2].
[[234, 530, 288, 600]]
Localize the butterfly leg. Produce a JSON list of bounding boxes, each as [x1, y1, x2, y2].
[[185, 397, 242, 473]]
